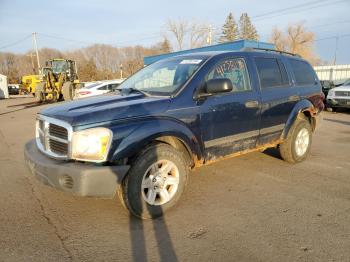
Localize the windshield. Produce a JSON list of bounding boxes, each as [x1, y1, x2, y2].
[[85, 83, 102, 89], [343, 79, 350, 86], [117, 57, 205, 96], [52, 61, 68, 74]]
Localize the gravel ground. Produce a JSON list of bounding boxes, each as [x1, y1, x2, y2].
[[0, 97, 349, 262]]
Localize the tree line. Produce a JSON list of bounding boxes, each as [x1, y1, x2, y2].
[[0, 13, 319, 84]]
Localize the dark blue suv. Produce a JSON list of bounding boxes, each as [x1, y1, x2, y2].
[[24, 49, 324, 219]]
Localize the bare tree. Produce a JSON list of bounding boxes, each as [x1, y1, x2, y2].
[[270, 27, 286, 51], [167, 19, 189, 50], [166, 19, 209, 50], [189, 22, 208, 48], [270, 23, 319, 65]]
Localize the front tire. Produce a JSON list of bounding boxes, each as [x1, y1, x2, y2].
[[62, 81, 74, 101], [279, 116, 312, 164], [120, 143, 189, 219], [35, 83, 45, 103]]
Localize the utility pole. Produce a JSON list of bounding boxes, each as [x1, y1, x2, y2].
[[120, 64, 123, 79], [333, 36, 339, 65], [32, 32, 41, 73], [207, 25, 213, 45], [26, 53, 36, 74]]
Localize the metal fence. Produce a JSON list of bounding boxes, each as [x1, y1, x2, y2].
[[314, 64, 350, 83]]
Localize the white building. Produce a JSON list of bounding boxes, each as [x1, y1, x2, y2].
[[0, 74, 9, 99], [314, 64, 350, 83]]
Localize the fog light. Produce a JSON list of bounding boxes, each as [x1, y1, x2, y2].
[[59, 174, 74, 189]]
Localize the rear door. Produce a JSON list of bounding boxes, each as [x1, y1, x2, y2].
[[254, 55, 297, 145], [199, 56, 261, 160]]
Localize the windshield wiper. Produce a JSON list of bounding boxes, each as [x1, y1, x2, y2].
[[116, 87, 150, 96]]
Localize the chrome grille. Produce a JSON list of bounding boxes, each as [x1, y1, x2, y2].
[[49, 123, 68, 140], [335, 91, 350, 96], [49, 139, 69, 155], [36, 116, 72, 159]]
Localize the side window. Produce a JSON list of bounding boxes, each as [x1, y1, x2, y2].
[[206, 58, 251, 92], [98, 85, 108, 90], [108, 84, 119, 91], [255, 57, 289, 88], [289, 59, 316, 85]]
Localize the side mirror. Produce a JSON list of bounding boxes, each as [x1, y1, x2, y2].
[[205, 78, 233, 95]]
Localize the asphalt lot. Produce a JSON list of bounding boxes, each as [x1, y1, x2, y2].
[[0, 97, 350, 262]]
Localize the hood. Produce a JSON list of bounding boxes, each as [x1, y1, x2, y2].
[[40, 93, 171, 126], [333, 85, 350, 91]]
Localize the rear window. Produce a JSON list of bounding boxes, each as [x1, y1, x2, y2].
[[255, 58, 289, 88], [289, 59, 316, 86]]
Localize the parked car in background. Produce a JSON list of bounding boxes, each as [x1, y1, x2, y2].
[[320, 80, 336, 99], [74, 79, 124, 99], [25, 49, 324, 219], [326, 78, 350, 111], [8, 84, 20, 95]]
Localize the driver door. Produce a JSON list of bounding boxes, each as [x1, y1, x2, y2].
[[199, 57, 261, 160]]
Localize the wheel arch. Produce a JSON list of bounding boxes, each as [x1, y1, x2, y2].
[[281, 99, 317, 139], [109, 118, 203, 167]]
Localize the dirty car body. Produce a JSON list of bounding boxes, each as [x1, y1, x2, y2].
[[24, 49, 324, 218]]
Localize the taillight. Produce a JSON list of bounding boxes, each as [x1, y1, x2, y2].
[[78, 91, 91, 95]]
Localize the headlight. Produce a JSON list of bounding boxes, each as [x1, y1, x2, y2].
[[71, 127, 112, 162], [328, 90, 334, 97]]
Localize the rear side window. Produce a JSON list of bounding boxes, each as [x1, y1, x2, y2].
[[255, 58, 289, 88], [289, 59, 316, 85]]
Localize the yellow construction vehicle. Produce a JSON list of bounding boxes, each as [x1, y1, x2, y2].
[[21, 74, 41, 95], [20, 67, 54, 95], [35, 58, 80, 102]]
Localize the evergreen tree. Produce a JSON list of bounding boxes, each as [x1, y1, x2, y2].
[[160, 38, 172, 53], [219, 12, 239, 43], [239, 13, 259, 41]]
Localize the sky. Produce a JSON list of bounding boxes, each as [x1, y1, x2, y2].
[[0, 0, 350, 64]]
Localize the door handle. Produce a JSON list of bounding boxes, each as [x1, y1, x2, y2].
[[245, 100, 259, 108], [288, 95, 300, 102]]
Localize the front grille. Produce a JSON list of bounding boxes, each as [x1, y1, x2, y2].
[[49, 123, 68, 140], [36, 116, 71, 159], [335, 91, 350, 96], [49, 139, 68, 155], [334, 99, 350, 106]]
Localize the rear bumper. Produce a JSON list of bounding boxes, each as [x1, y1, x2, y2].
[[24, 140, 130, 198]]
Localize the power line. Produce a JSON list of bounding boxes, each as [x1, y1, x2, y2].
[[308, 19, 350, 29], [0, 34, 32, 50], [38, 33, 94, 45], [253, 0, 349, 21], [252, 0, 331, 19], [315, 33, 350, 42]]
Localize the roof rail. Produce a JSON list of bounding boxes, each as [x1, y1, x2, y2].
[[241, 47, 301, 57]]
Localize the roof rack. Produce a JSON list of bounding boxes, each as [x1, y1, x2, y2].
[[241, 47, 301, 57]]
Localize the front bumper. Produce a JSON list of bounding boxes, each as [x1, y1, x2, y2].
[[327, 98, 350, 108], [24, 139, 130, 198]]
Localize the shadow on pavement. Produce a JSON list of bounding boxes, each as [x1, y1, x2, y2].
[[111, 164, 178, 261], [324, 118, 350, 126], [262, 147, 282, 160], [0, 101, 47, 116]]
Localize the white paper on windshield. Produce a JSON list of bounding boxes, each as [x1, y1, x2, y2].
[[180, 59, 202, 64]]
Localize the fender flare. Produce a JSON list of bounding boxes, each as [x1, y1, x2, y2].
[[110, 118, 202, 163], [281, 99, 315, 139]]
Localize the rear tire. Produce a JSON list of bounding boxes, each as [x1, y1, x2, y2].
[[120, 143, 189, 219], [279, 116, 312, 164]]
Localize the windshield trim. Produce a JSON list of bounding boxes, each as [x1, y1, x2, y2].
[[171, 54, 213, 98]]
